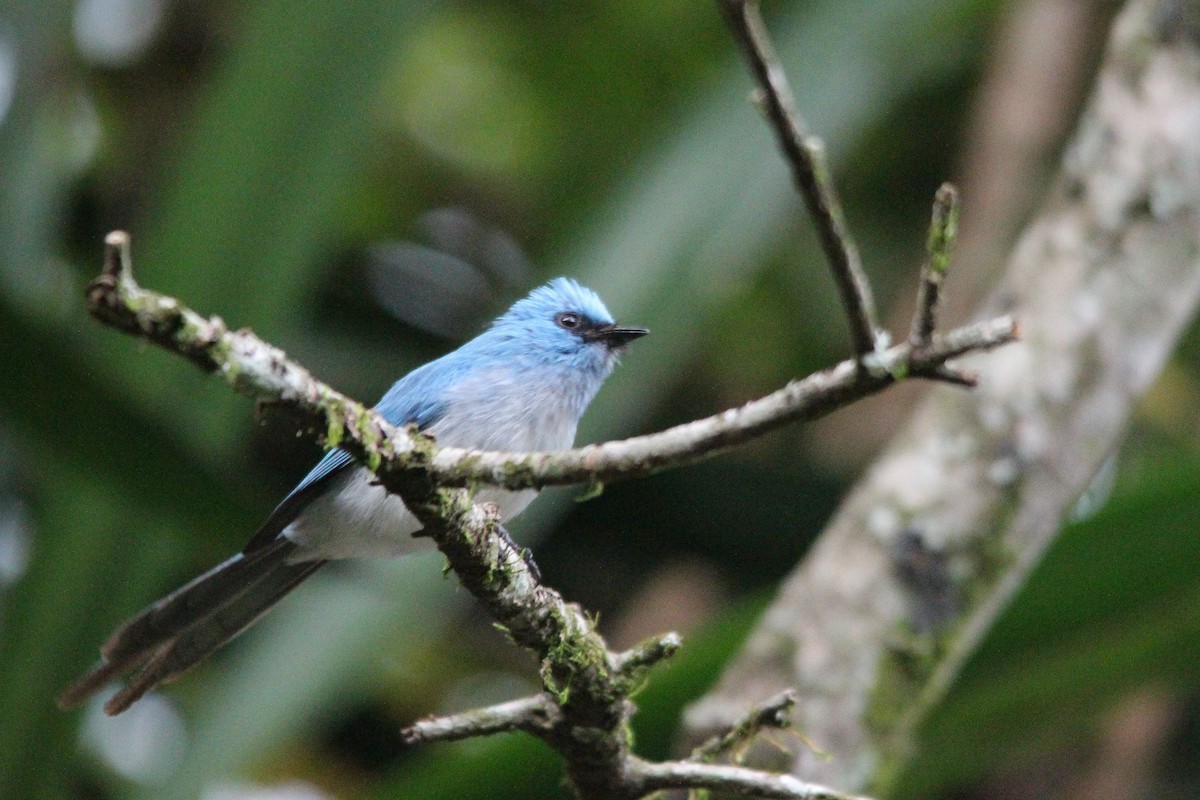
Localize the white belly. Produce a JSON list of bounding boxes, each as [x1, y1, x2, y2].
[[285, 468, 538, 560]]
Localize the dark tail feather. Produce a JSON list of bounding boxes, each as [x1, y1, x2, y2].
[[58, 539, 324, 713], [103, 538, 298, 666], [103, 558, 324, 715]]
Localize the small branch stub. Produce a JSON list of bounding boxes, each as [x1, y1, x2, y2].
[[611, 631, 684, 676], [401, 695, 558, 746], [910, 183, 961, 349], [691, 689, 800, 763]]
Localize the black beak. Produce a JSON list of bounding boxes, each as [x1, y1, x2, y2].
[[585, 323, 649, 348]]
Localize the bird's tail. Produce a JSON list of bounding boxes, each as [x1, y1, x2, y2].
[[58, 537, 325, 715]]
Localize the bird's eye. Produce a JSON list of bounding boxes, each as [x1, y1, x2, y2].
[[556, 312, 581, 330]]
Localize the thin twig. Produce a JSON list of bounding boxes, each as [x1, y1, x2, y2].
[[610, 632, 684, 675], [425, 315, 1014, 488], [691, 689, 798, 762], [632, 758, 871, 800], [401, 695, 558, 745], [910, 183, 960, 349], [719, 0, 879, 358]]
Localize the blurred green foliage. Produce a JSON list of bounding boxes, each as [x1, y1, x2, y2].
[[0, 1, 1197, 799]]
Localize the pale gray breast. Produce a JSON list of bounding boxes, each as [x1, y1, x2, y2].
[[286, 367, 579, 560], [434, 367, 580, 452]]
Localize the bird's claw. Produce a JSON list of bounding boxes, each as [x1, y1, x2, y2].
[[492, 525, 543, 583], [520, 547, 543, 583]]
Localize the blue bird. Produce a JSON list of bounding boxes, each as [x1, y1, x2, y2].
[[59, 278, 647, 715]]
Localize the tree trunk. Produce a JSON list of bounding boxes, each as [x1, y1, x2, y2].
[[685, 0, 1200, 793]]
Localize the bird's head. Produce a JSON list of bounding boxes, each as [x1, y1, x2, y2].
[[484, 277, 648, 382]]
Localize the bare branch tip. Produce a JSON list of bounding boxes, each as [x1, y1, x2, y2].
[[400, 694, 555, 747], [613, 630, 683, 675], [934, 181, 959, 206], [690, 688, 804, 764], [909, 183, 964, 347], [103, 230, 131, 274], [104, 229, 130, 247], [927, 187, 960, 267]]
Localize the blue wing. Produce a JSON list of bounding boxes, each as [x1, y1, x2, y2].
[[287, 448, 356, 498], [243, 357, 456, 554]]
